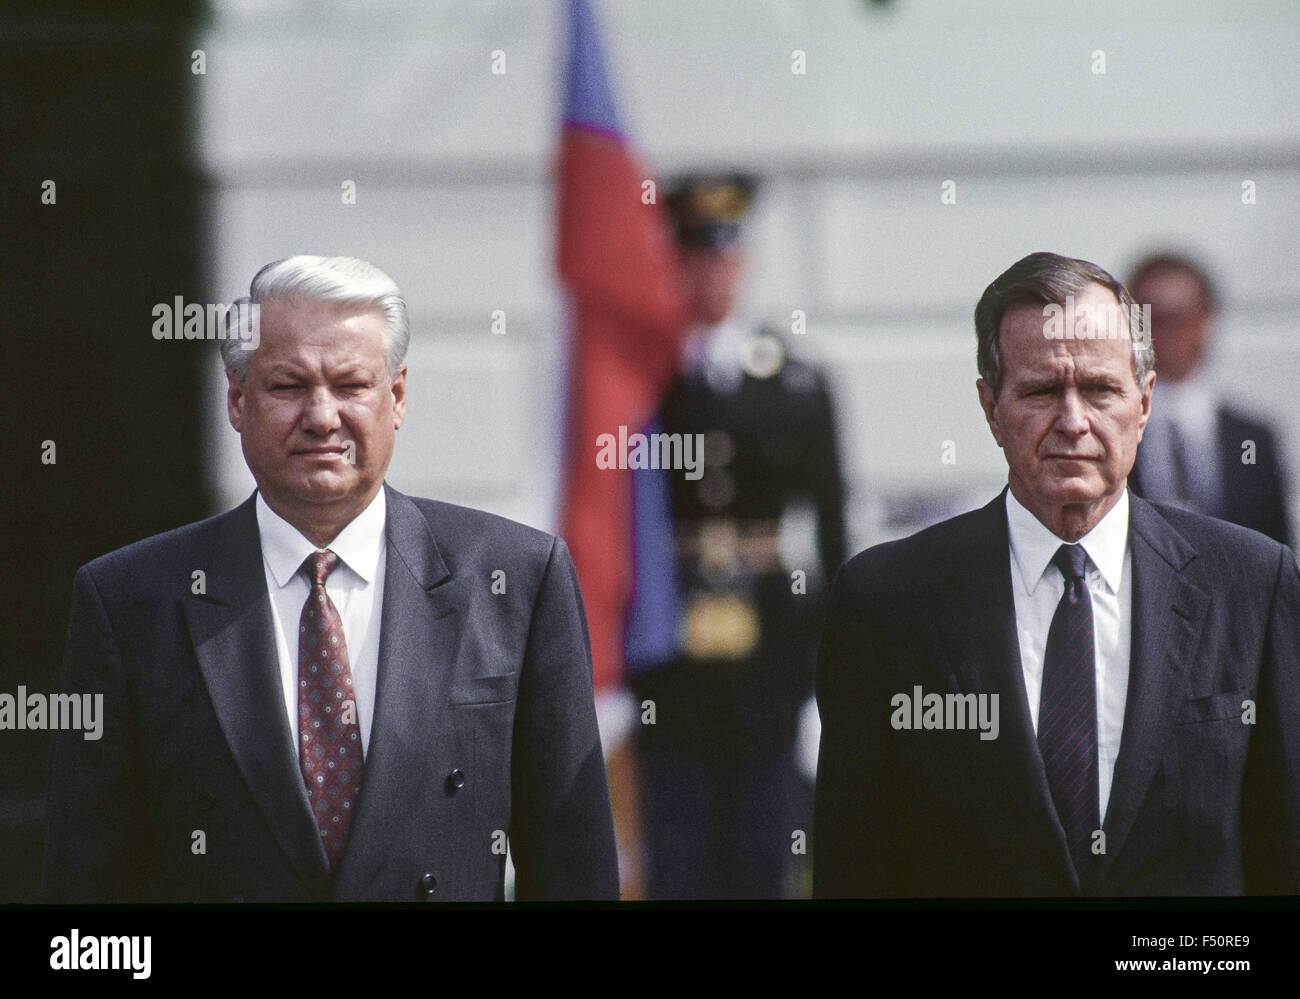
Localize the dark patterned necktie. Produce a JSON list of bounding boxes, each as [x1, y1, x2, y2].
[[1037, 543, 1099, 882], [298, 549, 362, 872]]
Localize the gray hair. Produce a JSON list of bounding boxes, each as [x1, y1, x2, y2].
[[974, 251, 1155, 397], [221, 255, 410, 383]]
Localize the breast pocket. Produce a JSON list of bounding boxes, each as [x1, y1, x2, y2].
[[448, 672, 518, 706], [1175, 688, 1251, 725]]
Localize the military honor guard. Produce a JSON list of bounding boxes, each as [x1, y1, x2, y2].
[[629, 175, 847, 899]]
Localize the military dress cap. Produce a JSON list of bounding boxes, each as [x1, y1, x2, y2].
[[664, 173, 758, 250]]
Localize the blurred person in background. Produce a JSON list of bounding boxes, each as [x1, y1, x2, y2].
[[628, 174, 846, 899], [1127, 252, 1291, 545]]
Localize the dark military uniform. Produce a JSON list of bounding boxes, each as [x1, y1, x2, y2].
[[643, 330, 844, 743], [628, 177, 847, 897], [632, 326, 846, 898]]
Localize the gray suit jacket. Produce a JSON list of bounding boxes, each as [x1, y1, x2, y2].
[[43, 484, 619, 902], [1130, 404, 1291, 546], [814, 490, 1300, 897]]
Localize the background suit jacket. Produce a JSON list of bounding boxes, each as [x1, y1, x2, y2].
[[43, 483, 619, 902], [1130, 404, 1292, 546], [814, 491, 1300, 897]]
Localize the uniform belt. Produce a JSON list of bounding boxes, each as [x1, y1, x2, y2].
[[675, 519, 783, 576]]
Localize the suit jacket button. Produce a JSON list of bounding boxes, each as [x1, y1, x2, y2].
[[445, 769, 467, 794], [196, 790, 217, 810], [417, 873, 438, 896]]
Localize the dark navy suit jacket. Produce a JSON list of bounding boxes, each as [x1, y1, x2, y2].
[[43, 484, 619, 902], [814, 491, 1300, 897]]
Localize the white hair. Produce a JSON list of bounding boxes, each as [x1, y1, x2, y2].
[[221, 255, 409, 383]]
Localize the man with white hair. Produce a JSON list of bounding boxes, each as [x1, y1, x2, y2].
[[43, 256, 619, 902]]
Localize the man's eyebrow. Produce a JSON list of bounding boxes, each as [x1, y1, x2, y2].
[[1015, 374, 1064, 392], [326, 363, 377, 380], [1071, 366, 1128, 387], [259, 360, 376, 379]]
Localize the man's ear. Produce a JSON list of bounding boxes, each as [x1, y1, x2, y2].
[[390, 364, 408, 430], [977, 377, 1004, 448], [226, 368, 246, 433], [1134, 369, 1156, 442]]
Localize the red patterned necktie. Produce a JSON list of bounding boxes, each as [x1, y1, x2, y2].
[[298, 549, 362, 872]]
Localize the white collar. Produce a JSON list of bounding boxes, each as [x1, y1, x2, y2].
[[681, 319, 753, 394], [255, 487, 387, 588], [1006, 486, 1128, 596]]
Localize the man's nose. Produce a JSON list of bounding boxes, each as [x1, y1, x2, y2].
[[1054, 388, 1090, 434], [300, 388, 342, 433]]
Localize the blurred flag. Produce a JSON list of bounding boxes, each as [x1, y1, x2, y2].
[[556, 0, 686, 691]]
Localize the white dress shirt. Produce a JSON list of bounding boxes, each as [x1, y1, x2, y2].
[[1005, 488, 1132, 824], [255, 489, 387, 760]]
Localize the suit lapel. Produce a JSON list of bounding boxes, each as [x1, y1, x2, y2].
[[334, 484, 460, 896], [183, 493, 331, 897], [937, 492, 1078, 887], [1089, 495, 1208, 889]]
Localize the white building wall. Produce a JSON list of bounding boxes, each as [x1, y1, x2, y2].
[[199, 0, 1300, 550]]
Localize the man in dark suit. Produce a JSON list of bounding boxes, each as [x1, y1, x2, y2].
[[43, 255, 619, 902], [814, 252, 1300, 897], [1126, 252, 1291, 545]]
